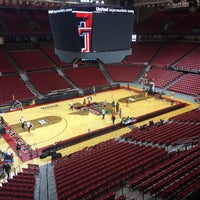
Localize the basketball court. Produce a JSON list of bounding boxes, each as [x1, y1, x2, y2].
[[0, 86, 198, 171]]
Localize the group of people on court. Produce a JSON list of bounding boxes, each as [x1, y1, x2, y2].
[[101, 99, 122, 126], [20, 116, 32, 133], [68, 93, 124, 126]]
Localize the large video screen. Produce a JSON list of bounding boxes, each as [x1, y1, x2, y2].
[[48, 6, 135, 63]]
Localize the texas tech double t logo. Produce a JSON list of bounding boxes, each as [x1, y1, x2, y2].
[[75, 12, 92, 53]]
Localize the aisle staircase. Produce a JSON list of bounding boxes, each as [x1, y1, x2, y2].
[[36, 163, 57, 200]]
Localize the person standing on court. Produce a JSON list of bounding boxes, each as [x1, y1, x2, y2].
[[102, 108, 106, 119], [111, 100, 115, 111], [26, 121, 32, 133], [83, 98, 86, 107], [170, 92, 175, 105], [119, 108, 122, 118], [116, 102, 119, 113], [88, 129, 92, 134], [20, 116, 25, 129], [69, 100, 74, 111], [87, 96, 92, 105], [126, 98, 129, 107], [111, 113, 116, 125]]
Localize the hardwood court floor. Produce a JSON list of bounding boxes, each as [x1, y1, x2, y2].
[[0, 87, 198, 171]]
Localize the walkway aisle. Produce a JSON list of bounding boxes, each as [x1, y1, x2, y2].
[[36, 164, 57, 200]]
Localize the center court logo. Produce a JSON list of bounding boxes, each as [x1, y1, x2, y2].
[[38, 119, 48, 126]]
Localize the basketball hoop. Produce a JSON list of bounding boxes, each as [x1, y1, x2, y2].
[[10, 100, 23, 111]]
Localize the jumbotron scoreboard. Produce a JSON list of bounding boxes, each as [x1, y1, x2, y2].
[[48, 5, 134, 64]]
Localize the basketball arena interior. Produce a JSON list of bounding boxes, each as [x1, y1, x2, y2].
[[0, 0, 200, 200]]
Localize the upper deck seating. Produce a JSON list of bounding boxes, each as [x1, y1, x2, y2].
[[10, 50, 54, 71], [123, 42, 161, 64], [134, 10, 200, 34], [152, 43, 197, 67], [30, 11, 51, 33], [169, 12, 200, 33], [134, 12, 167, 33], [0, 11, 33, 33]]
